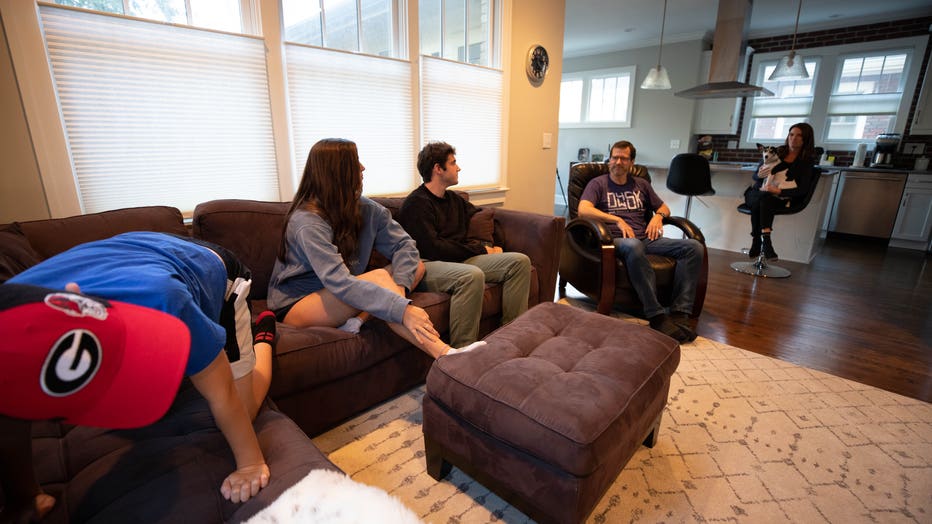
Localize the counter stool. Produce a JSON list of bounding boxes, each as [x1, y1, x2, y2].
[[731, 167, 822, 278], [666, 153, 714, 221]]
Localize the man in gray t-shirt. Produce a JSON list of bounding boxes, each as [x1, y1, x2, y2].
[[578, 140, 703, 343]]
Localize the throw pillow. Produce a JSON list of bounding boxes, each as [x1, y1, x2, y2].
[[467, 208, 495, 244], [0, 223, 42, 283]]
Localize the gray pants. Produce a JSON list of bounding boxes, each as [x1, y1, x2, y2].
[[417, 252, 531, 347]]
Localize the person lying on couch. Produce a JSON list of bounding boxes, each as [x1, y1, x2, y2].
[[3, 232, 278, 515], [0, 282, 194, 522]]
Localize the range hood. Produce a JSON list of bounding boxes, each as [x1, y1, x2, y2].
[[675, 0, 773, 99]]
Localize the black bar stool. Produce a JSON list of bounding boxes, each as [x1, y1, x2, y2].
[[666, 154, 714, 222]]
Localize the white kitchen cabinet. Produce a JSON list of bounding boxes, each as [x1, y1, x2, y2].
[[909, 59, 932, 135], [692, 50, 749, 135], [889, 174, 932, 249]]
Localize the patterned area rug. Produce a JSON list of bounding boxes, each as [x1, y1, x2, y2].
[[312, 305, 932, 523]]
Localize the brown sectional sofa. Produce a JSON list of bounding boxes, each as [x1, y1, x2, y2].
[[0, 198, 564, 523]]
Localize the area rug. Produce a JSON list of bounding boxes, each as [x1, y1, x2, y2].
[[312, 307, 932, 523]]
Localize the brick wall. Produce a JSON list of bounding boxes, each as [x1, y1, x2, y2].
[[702, 16, 932, 169]]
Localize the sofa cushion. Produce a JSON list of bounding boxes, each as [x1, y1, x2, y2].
[[0, 223, 42, 283], [193, 200, 289, 301], [23, 385, 340, 524], [467, 208, 495, 245], [17, 206, 188, 259]]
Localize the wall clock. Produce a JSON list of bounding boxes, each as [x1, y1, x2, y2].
[[526, 44, 549, 86]]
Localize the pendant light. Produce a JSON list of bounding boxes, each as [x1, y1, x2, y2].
[[641, 0, 671, 90], [768, 0, 809, 81]]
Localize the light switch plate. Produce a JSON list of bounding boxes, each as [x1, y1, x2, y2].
[[542, 132, 552, 149], [727, 140, 738, 149], [670, 139, 680, 149]]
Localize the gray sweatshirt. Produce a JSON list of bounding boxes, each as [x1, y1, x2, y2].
[[267, 197, 419, 324]]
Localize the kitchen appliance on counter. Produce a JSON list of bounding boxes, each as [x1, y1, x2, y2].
[[870, 133, 901, 167], [828, 170, 907, 238]]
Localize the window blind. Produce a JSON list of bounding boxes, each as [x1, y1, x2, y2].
[[421, 56, 501, 188], [827, 93, 902, 116], [285, 44, 415, 195], [40, 6, 279, 213]]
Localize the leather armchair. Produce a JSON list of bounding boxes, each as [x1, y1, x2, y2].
[[558, 162, 709, 318]]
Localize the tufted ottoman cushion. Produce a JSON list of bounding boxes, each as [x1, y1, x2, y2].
[[422, 302, 680, 524]]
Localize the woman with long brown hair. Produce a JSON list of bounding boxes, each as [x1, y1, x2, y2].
[[744, 122, 817, 260], [267, 138, 481, 358]]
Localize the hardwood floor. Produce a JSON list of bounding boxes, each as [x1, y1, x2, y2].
[[560, 235, 931, 403], [697, 236, 931, 403]]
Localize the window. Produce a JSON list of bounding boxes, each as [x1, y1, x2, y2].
[[559, 67, 636, 127], [282, 0, 402, 58], [12, 0, 508, 215], [421, 56, 502, 188], [825, 53, 908, 141], [286, 45, 415, 195], [51, 0, 250, 34], [746, 59, 819, 141], [420, 0, 497, 67], [40, 5, 279, 213], [742, 37, 924, 150]]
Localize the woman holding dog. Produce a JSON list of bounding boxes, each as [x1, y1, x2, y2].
[[744, 122, 817, 260]]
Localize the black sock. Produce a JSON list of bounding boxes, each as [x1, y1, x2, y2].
[[253, 310, 276, 346]]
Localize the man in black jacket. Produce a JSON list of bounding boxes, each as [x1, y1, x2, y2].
[[398, 142, 531, 347]]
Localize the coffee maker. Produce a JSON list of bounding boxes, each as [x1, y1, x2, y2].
[[871, 133, 901, 168]]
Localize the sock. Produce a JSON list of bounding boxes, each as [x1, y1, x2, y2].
[[253, 310, 277, 345], [444, 340, 487, 356], [338, 316, 364, 334]]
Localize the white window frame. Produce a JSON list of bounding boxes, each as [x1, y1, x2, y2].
[[742, 36, 927, 151], [419, 0, 500, 68], [282, 0, 407, 59], [558, 66, 636, 129], [50, 0, 260, 34], [4, 0, 509, 216]]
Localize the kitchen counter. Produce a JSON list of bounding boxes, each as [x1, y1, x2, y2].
[[833, 165, 912, 174], [644, 163, 838, 263]]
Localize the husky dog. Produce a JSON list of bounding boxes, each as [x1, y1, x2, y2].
[[756, 143, 796, 190]]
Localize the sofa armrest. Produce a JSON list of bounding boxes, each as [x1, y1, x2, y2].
[[492, 208, 565, 305]]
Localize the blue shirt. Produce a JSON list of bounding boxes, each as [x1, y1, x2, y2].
[[9, 232, 227, 376]]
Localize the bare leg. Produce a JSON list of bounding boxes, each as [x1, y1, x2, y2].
[[233, 341, 272, 422], [0, 416, 55, 522], [283, 265, 451, 358]]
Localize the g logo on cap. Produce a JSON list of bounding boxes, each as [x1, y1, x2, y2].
[[41, 329, 102, 396]]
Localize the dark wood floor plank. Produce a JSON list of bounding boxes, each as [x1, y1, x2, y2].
[[698, 236, 932, 402]]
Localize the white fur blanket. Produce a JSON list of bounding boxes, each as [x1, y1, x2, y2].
[[245, 469, 422, 524]]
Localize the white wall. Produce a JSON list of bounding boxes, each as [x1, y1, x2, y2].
[[0, 12, 49, 222], [555, 40, 704, 206], [502, 0, 565, 215]]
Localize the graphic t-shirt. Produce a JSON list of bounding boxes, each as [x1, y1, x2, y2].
[[579, 174, 663, 239]]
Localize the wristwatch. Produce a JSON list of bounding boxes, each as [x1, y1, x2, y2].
[[656, 211, 669, 218]]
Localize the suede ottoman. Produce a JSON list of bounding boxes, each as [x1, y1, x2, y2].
[[422, 302, 681, 524]]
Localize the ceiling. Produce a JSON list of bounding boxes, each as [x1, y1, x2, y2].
[[563, 0, 932, 58]]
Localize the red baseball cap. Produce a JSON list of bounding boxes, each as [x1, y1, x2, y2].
[[0, 283, 190, 429]]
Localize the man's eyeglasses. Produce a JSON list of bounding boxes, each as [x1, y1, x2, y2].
[[609, 156, 632, 163]]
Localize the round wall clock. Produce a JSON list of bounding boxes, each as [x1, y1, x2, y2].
[[526, 44, 549, 86]]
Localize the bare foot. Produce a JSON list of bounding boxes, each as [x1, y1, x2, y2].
[[220, 463, 270, 503]]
